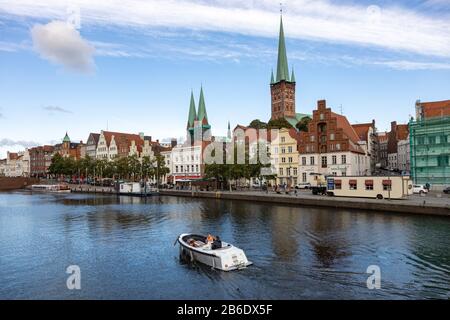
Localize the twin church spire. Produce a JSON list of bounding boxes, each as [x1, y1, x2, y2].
[[187, 86, 209, 130]]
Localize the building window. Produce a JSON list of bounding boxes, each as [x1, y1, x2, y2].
[[349, 180, 357, 190], [321, 156, 327, 168], [365, 180, 374, 190], [293, 168, 298, 176], [342, 155, 347, 164], [279, 168, 284, 176], [335, 180, 342, 190], [310, 136, 315, 142], [336, 144, 341, 151], [196, 165, 199, 172], [281, 137, 285, 143], [287, 168, 291, 176], [310, 157, 315, 165], [281, 148, 286, 154], [302, 157, 306, 165], [175, 166, 178, 173], [429, 136, 436, 144], [282, 157, 286, 163], [330, 133, 335, 141], [382, 180, 392, 191], [332, 155, 337, 165], [302, 172, 307, 182], [288, 157, 293, 163], [288, 146, 293, 153], [320, 113, 324, 120]]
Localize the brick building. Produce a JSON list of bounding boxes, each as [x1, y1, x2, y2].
[[29, 145, 54, 177], [54, 132, 84, 159], [298, 100, 371, 183], [387, 121, 409, 170]]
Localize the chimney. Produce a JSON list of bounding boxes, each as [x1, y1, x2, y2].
[[171, 138, 177, 148], [391, 121, 397, 131]]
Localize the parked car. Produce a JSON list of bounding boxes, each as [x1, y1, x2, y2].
[[412, 184, 428, 195], [295, 183, 311, 189], [443, 187, 450, 194]]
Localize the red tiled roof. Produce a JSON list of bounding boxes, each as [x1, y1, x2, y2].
[[352, 123, 373, 142], [102, 131, 144, 148], [418, 100, 450, 119], [396, 124, 409, 140]]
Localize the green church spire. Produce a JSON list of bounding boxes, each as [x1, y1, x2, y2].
[[187, 90, 197, 129], [276, 16, 290, 82], [270, 69, 275, 84], [63, 132, 70, 143], [197, 86, 208, 124], [291, 68, 296, 83]]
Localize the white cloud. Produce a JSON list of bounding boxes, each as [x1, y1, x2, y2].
[[42, 105, 72, 113], [30, 20, 95, 72], [1, 0, 450, 58]]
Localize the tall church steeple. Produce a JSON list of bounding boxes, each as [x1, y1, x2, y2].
[[276, 16, 290, 83], [270, 14, 296, 121]]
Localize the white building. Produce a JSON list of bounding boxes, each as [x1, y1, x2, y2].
[[3, 150, 30, 177], [397, 136, 410, 173], [167, 144, 203, 183]]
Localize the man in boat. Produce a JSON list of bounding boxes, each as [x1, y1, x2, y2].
[[206, 234, 215, 244]]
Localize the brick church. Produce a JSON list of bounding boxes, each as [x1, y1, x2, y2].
[[270, 16, 310, 127]]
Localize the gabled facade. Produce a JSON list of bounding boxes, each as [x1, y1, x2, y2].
[[86, 133, 100, 159], [298, 100, 371, 184]]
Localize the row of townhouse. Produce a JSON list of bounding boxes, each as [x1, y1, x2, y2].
[[0, 151, 30, 177]]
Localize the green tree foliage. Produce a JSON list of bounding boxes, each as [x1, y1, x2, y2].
[[267, 118, 293, 129], [248, 119, 268, 129], [295, 116, 312, 132]]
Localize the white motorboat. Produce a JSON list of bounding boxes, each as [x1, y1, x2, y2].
[[31, 184, 71, 193], [177, 233, 252, 271]]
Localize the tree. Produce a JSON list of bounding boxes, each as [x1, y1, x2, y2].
[[154, 154, 169, 185], [248, 119, 268, 130], [267, 118, 293, 129], [296, 116, 312, 132]]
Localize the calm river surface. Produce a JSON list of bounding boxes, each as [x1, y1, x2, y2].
[[0, 191, 449, 299]]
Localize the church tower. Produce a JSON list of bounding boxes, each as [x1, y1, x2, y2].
[[270, 16, 296, 120]]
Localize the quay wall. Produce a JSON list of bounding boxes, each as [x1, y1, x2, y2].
[[0, 177, 40, 191]]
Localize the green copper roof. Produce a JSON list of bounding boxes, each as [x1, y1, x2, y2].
[[63, 132, 70, 143], [187, 90, 197, 128], [270, 70, 275, 84], [197, 86, 208, 124], [291, 68, 296, 83], [276, 16, 290, 83]]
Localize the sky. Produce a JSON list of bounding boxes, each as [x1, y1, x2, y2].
[[1, 0, 450, 158]]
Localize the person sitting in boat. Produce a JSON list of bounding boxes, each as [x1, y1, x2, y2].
[[206, 234, 215, 244]]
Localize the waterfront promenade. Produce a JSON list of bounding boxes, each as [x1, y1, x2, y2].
[[66, 184, 450, 217]]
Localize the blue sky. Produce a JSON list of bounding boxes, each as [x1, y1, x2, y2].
[[1, 0, 450, 158]]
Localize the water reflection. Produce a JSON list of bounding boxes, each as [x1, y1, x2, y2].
[[0, 192, 449, 299]]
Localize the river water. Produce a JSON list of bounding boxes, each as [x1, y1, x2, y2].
[[0, 191, 449, 299]]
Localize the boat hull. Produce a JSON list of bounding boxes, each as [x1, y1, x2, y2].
[[178, 234, 252, 271]]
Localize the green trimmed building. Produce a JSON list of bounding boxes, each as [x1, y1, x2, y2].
[[409, 100, 450, 187]]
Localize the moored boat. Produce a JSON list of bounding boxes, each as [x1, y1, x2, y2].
[[177, 233, 252, 271], [31, 184, 71, 193]]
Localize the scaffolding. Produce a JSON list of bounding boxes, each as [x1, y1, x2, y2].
[[409, 116, 450, 186]]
